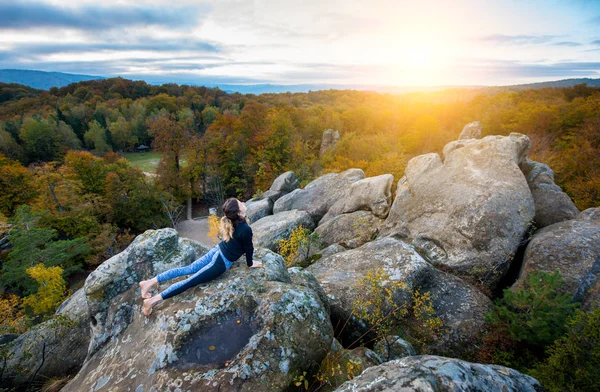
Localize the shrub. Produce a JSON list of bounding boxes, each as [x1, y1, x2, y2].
[[278, 226, 320, 267], [531, 307, 600, 392], [486, 270, 579, 347]]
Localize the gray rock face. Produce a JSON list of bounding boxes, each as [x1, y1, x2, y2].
[[63, 230, 333, 392], [320, 174, 394, 224], [380, 134, 535, 290], [374, 336, 416, 362], [2, 287, 90, 386], [580, 207, 600, 221], [320, 129, 341, 156], [306, 237, 491, 355], [334, 355, 542, 392], [251, 210, 316, 252], [273, 169, 365, 224], [85, 229, 208, 356], [520, 158, 579, 228], [269, 171, 300, 193], [458, 121, 483, 140], [246, 198, 273, 224], [315, 211, 384, 249], [513, 212, 600, 308]]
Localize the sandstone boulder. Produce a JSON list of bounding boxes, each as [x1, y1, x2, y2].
[[306, 237, 491, 355], [520, 158, 578, 228], [62, 230, 333, 392], [251, 210, 316, 252], [315, 210, 384, 249], [334, 355, 542, 392], [270, 171, 300, 193], [320, 129, 341, 157], [379, 134, 535, 290], [246, 198, 273, 224], [513, 210, 600, 308], [320, 174, 394, 224], [458, 121, 483, 140], [273, 169, 365, 224]]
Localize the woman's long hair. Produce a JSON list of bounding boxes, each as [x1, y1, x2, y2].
[[219, 198, 243, 242]]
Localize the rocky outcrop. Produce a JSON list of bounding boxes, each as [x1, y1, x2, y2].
[[245, 172, 302, 223], [251, 210, 316, 252], [315, 210, 384, 249], [374, 336, 415, 362], [513, 209, 600, 308], [270, 171, 300, 194], [379, 133, 535, 290], [63, 229, 333, 392], [520, 158, 579, 228], [320, 338, 381, 390], [2, 288, 90, 386], [334, 356, 542, 392], [246, 198, 273, 224], [458, 121, 483, 140], [306, 237, 492, 355], [273, 169, 365, 224], [320, 174, 394, 224], [320, 129, 341, 156]]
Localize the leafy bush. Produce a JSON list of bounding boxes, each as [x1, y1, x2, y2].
[[278, 226, 320, 267], [531, 307, 600, 392], [486, 270, 579, 347]]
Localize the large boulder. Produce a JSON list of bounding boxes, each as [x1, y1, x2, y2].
[[251, 210, 316, 252], [306, 237, 492, 355], [315, 210, 384, 249], [246, 198, 273, 224], [85, 229, 208, 356], [273, 169, 365, 225], [1, 288, 90, 387], [520, 158, 579, 228], [320, 174, 394, 224], [513, 209, 600, 308], [458, 121, 483, 140], [63, 230, 333, 392], [270, 171, 300, 194], [334, 356, 542, 392], [320, 129, 341, 156], [379, 133, 535, 290]]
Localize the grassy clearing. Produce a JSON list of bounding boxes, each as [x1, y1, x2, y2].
[[122, 152, 161, 173]]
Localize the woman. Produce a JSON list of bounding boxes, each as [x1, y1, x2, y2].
[[139, 198, 261, 316]]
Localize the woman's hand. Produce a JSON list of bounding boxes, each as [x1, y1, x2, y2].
[[249, 261, 263, 268]]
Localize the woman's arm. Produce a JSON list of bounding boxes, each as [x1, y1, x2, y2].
[[243, 225, 258, 267]]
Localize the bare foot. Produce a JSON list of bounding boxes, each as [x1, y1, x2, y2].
[[142, 295, 162, 317], [139, 278, 158, 299]]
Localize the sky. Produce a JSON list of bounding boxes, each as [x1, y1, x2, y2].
[[0, 0, 599, 87]]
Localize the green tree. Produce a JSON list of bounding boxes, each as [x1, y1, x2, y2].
[[531, 307, 600, 392], [19, 117, 58, 163], [487, 271, 579, 347], [84, 120, 111, 156], [0, 206, 90, 295]]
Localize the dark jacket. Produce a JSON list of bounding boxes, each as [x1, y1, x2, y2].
[[218, 221, 255, 266]]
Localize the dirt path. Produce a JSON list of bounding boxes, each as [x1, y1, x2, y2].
[[176, 218, 218, 248]]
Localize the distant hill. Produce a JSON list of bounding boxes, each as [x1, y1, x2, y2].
[[0, 69, 104, 90], [501, 78, 600, 91], [0, 83, 43, 103], [1, 68, 599, 95]]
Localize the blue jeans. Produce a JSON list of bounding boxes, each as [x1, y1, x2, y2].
[[157, 245, 233, 300]]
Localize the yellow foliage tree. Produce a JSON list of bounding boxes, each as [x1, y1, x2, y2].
[[0, 294, 30, 334], [22, 264, 67, 316], [207, 214, 220, 244]]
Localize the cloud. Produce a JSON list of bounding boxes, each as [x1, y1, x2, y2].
[[456, 59, 600, 78], [0, 2, 207, 31], [591, 40, 600, 45], [552, 41, 582, 46], [479, 34, 558, 45], [9, 40, 222, 56]]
